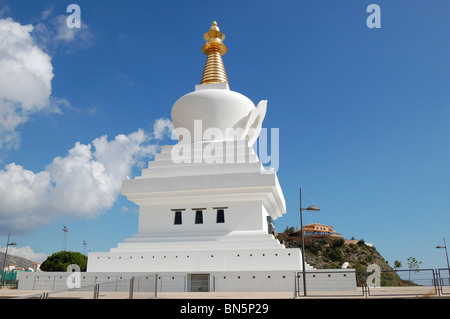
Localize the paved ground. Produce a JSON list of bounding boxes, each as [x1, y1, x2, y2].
[[0, 286, 448, 299]]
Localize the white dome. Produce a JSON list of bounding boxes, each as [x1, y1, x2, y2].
[[171, 83, 256, 143]]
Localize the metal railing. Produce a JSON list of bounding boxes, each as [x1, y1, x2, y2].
[[12, 267, 450, 299], [365, 268, 438, 298], [15, 273, 159, 299], [295, 268, 450, 298], [0, 270, 19, 288], [436, 268, 450, 296]]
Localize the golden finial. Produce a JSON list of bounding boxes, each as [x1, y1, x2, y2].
[[200, 21, 229, 85]]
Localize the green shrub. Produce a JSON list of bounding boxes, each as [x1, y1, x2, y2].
[[332, 238, 345, 247], [327, 247, 344, 262], [40, 251, 87, 272]]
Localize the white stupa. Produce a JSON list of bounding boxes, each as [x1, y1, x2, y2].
[[87, 22, 312, 291]]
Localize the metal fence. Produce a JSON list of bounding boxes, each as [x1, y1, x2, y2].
[[295, 268, 450, 298], [0, 270, 20, 288], [436, 268, 450, 296], [365, 268, 438, 298], [15, 273, 160, 299], [11, 267, 450, 299]]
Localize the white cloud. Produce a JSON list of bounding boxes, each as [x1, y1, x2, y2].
[[0, 6, 11, 18], [153, 118, 174, 140], [32, 14, 94, 55], [1, 245, 47, 263], [0, 19, 53, 106], [55, 14, 93, 45], [0, 15, 175, 236], [39, 7, 53, 21], [0, 17, 57, 149], [0, 123, 172, 236], [0, 10, 95, 150]]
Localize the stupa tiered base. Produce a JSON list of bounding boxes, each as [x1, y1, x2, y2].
[[87, 140, 312, 273]]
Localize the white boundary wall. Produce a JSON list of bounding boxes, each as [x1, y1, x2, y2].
[[17, 269, 356, 293]]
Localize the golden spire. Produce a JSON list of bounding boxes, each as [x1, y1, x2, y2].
[[200, 21, 229, 85]]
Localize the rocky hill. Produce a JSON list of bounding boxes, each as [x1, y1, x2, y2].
[[281, 236, 392, 270], [278, 234, 408, 286]]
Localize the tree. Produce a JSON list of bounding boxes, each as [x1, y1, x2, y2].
[[406, 257, 422, 281], [394, 260, 402, 270], [284, 226, 295, 234], [40, 251, 87, 272]]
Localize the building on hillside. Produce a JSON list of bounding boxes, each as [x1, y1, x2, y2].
[[303, 223, 343, 240], [277, 223, 344, 244]]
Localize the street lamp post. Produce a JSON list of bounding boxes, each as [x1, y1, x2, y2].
[[1, 234, 17, 287], [436, 237, 450, 284], [62, 226, 69, 251], [299, 188, 320, 296]]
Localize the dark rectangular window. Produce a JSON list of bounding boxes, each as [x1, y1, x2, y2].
[[174, 211, 182, 225], [195, 211, 203, 224], [216, 209, 225, 223]]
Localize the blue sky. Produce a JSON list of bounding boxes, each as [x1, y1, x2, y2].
[[0, 0, 448, 271]]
